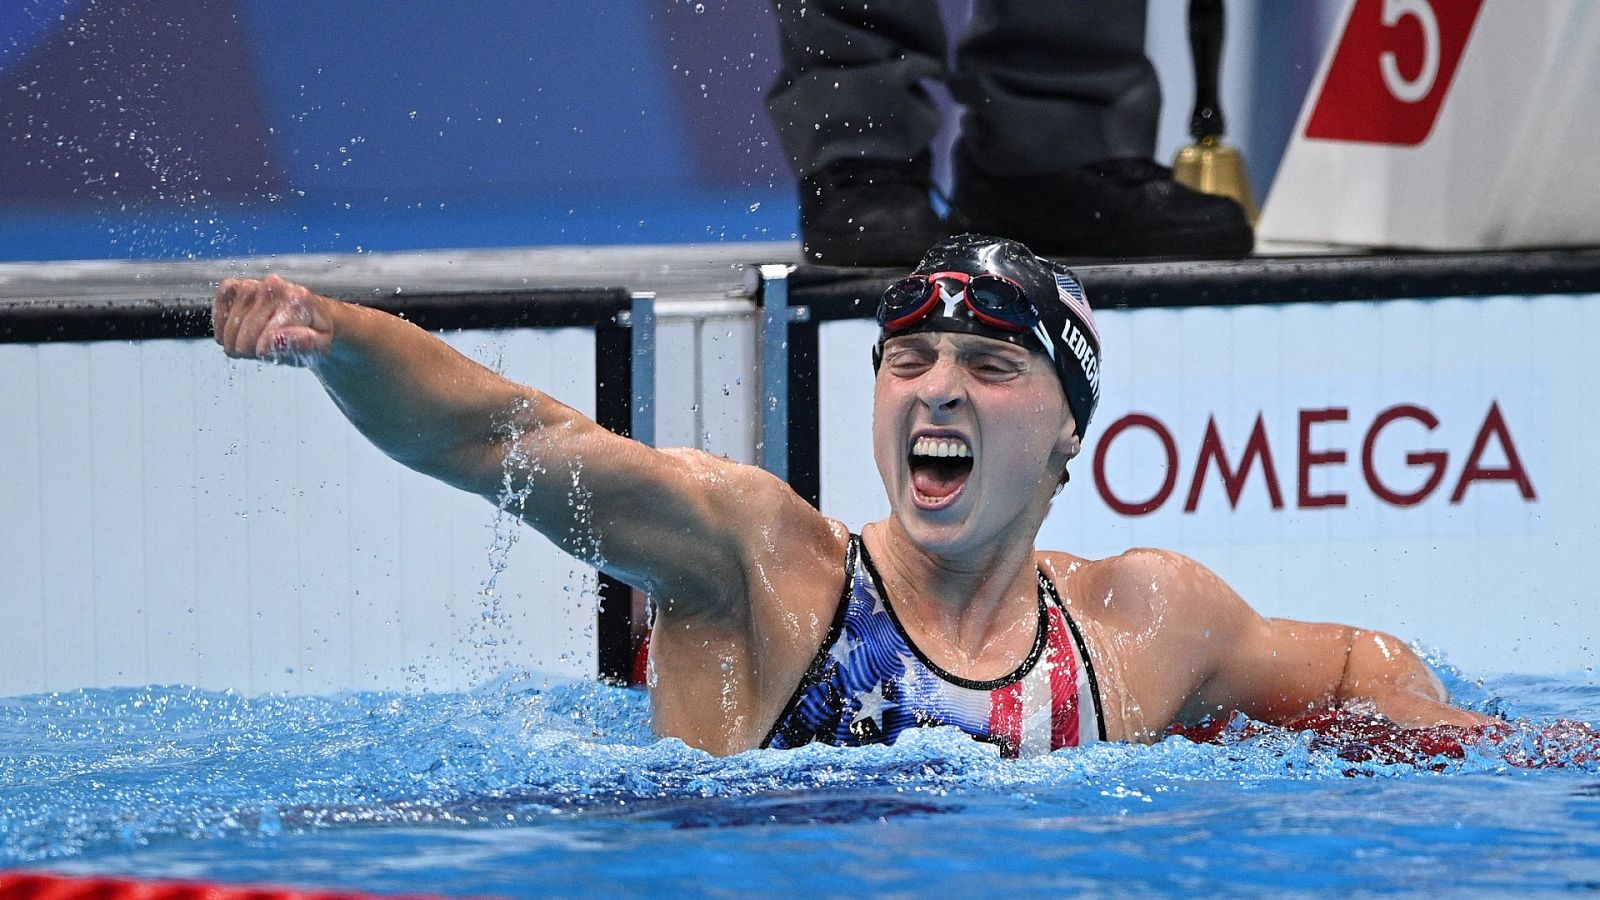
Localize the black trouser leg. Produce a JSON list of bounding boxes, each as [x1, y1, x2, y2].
[[954, 0, 1158, 176], [765, 0, 949, 178]]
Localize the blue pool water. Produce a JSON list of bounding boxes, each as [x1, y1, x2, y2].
[[3, 663, 1598, 896]]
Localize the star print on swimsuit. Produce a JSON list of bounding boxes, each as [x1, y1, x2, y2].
[[852, 680, 895, 728], [828, 631, 860, 668], [869, 584, 889, 618]]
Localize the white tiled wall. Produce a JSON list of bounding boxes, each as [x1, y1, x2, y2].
[[0, 329, 609, 695]]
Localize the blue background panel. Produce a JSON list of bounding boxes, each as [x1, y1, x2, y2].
[[1, 1, 1320, 262], [0, 0, 793, 260]]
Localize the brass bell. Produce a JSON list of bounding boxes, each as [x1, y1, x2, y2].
[[1172, 0, 1258, 224]]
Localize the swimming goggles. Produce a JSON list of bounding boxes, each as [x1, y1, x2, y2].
[[877, 270, 1040, 334]]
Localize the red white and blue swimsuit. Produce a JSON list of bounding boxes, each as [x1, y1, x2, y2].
[[762, 535, 1105, 757]]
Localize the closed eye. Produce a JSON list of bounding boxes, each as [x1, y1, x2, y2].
[[883, 347, 936, 376], [966, 354, 1026, 380]]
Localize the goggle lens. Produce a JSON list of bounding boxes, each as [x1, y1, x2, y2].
[[877, 272, 1038, 333], [879, 277, 942, 331]]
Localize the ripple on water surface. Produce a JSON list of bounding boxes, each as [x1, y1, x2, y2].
[[1, 666, 1597, 895]]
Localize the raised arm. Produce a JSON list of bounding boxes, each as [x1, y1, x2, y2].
[[215, 275, 531, 495], [211, 275, 825, 607]]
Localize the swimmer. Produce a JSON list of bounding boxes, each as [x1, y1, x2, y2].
[[213, 234, 1494, 757]]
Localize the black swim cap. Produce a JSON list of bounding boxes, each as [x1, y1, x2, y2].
[[875, 234, 1102, 438]]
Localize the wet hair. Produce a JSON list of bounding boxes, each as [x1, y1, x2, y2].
[[875, 234, 1102, 439]]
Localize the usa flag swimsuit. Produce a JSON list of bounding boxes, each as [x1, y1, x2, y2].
[[763, 535, 1105, 757]]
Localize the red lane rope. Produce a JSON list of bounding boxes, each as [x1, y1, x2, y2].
[[0, 872, 443, 900]]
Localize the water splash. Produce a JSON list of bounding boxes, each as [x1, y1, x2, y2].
[[2, 666, 1596, 871], [450, 393, 540, 682]]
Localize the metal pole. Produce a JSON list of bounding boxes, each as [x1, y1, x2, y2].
[[758, 264, 795, 479], [629, 292, 656, 448]]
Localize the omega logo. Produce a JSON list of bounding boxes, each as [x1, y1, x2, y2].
[[1092, 401, 1535, 516]]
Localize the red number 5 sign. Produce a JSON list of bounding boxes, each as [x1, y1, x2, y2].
[[1306, 0, 1485, 146]]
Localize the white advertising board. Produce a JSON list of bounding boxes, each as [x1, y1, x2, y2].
[[1258, 0, 1600, 250], [819, 294, 1597, 677]]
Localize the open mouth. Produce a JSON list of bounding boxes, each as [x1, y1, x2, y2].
[[909, 435, 974, 506]]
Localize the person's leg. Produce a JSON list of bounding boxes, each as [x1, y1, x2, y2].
[[954, 0, 1158, 174], [767, 0, 947, 175], [950, 0, 1252, 259], [766, 0, 952, 266]]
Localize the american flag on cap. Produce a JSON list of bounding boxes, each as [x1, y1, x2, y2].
[[1054, 271, 1100, 344]]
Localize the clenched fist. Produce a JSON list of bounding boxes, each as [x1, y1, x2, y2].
[[213, 274, 338, 365]]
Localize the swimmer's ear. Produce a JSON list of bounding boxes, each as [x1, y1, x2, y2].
[[1050, 424, 1081, 496], [1056, 415, 1082, 461]]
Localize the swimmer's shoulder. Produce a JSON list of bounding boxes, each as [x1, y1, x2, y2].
[[1041, 547, 1263, 658], [651, 446, 848, 580], [1037, 546, 1212, 626], [1037, 545, 1170, 585], [1038, 546, 1206, 586]]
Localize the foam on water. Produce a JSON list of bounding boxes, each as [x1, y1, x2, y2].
[[3, 661, 1598, 893]]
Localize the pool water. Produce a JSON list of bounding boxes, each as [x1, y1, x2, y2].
[[3, 663, 1598, 896]]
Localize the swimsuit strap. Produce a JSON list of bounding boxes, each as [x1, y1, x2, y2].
[[1037, 565, 1108, 743], [757, 536, 856, 749]]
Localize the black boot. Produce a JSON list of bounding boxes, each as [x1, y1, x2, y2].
[[798, 154, 949, 268], [952, 154, 1253, 260]]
